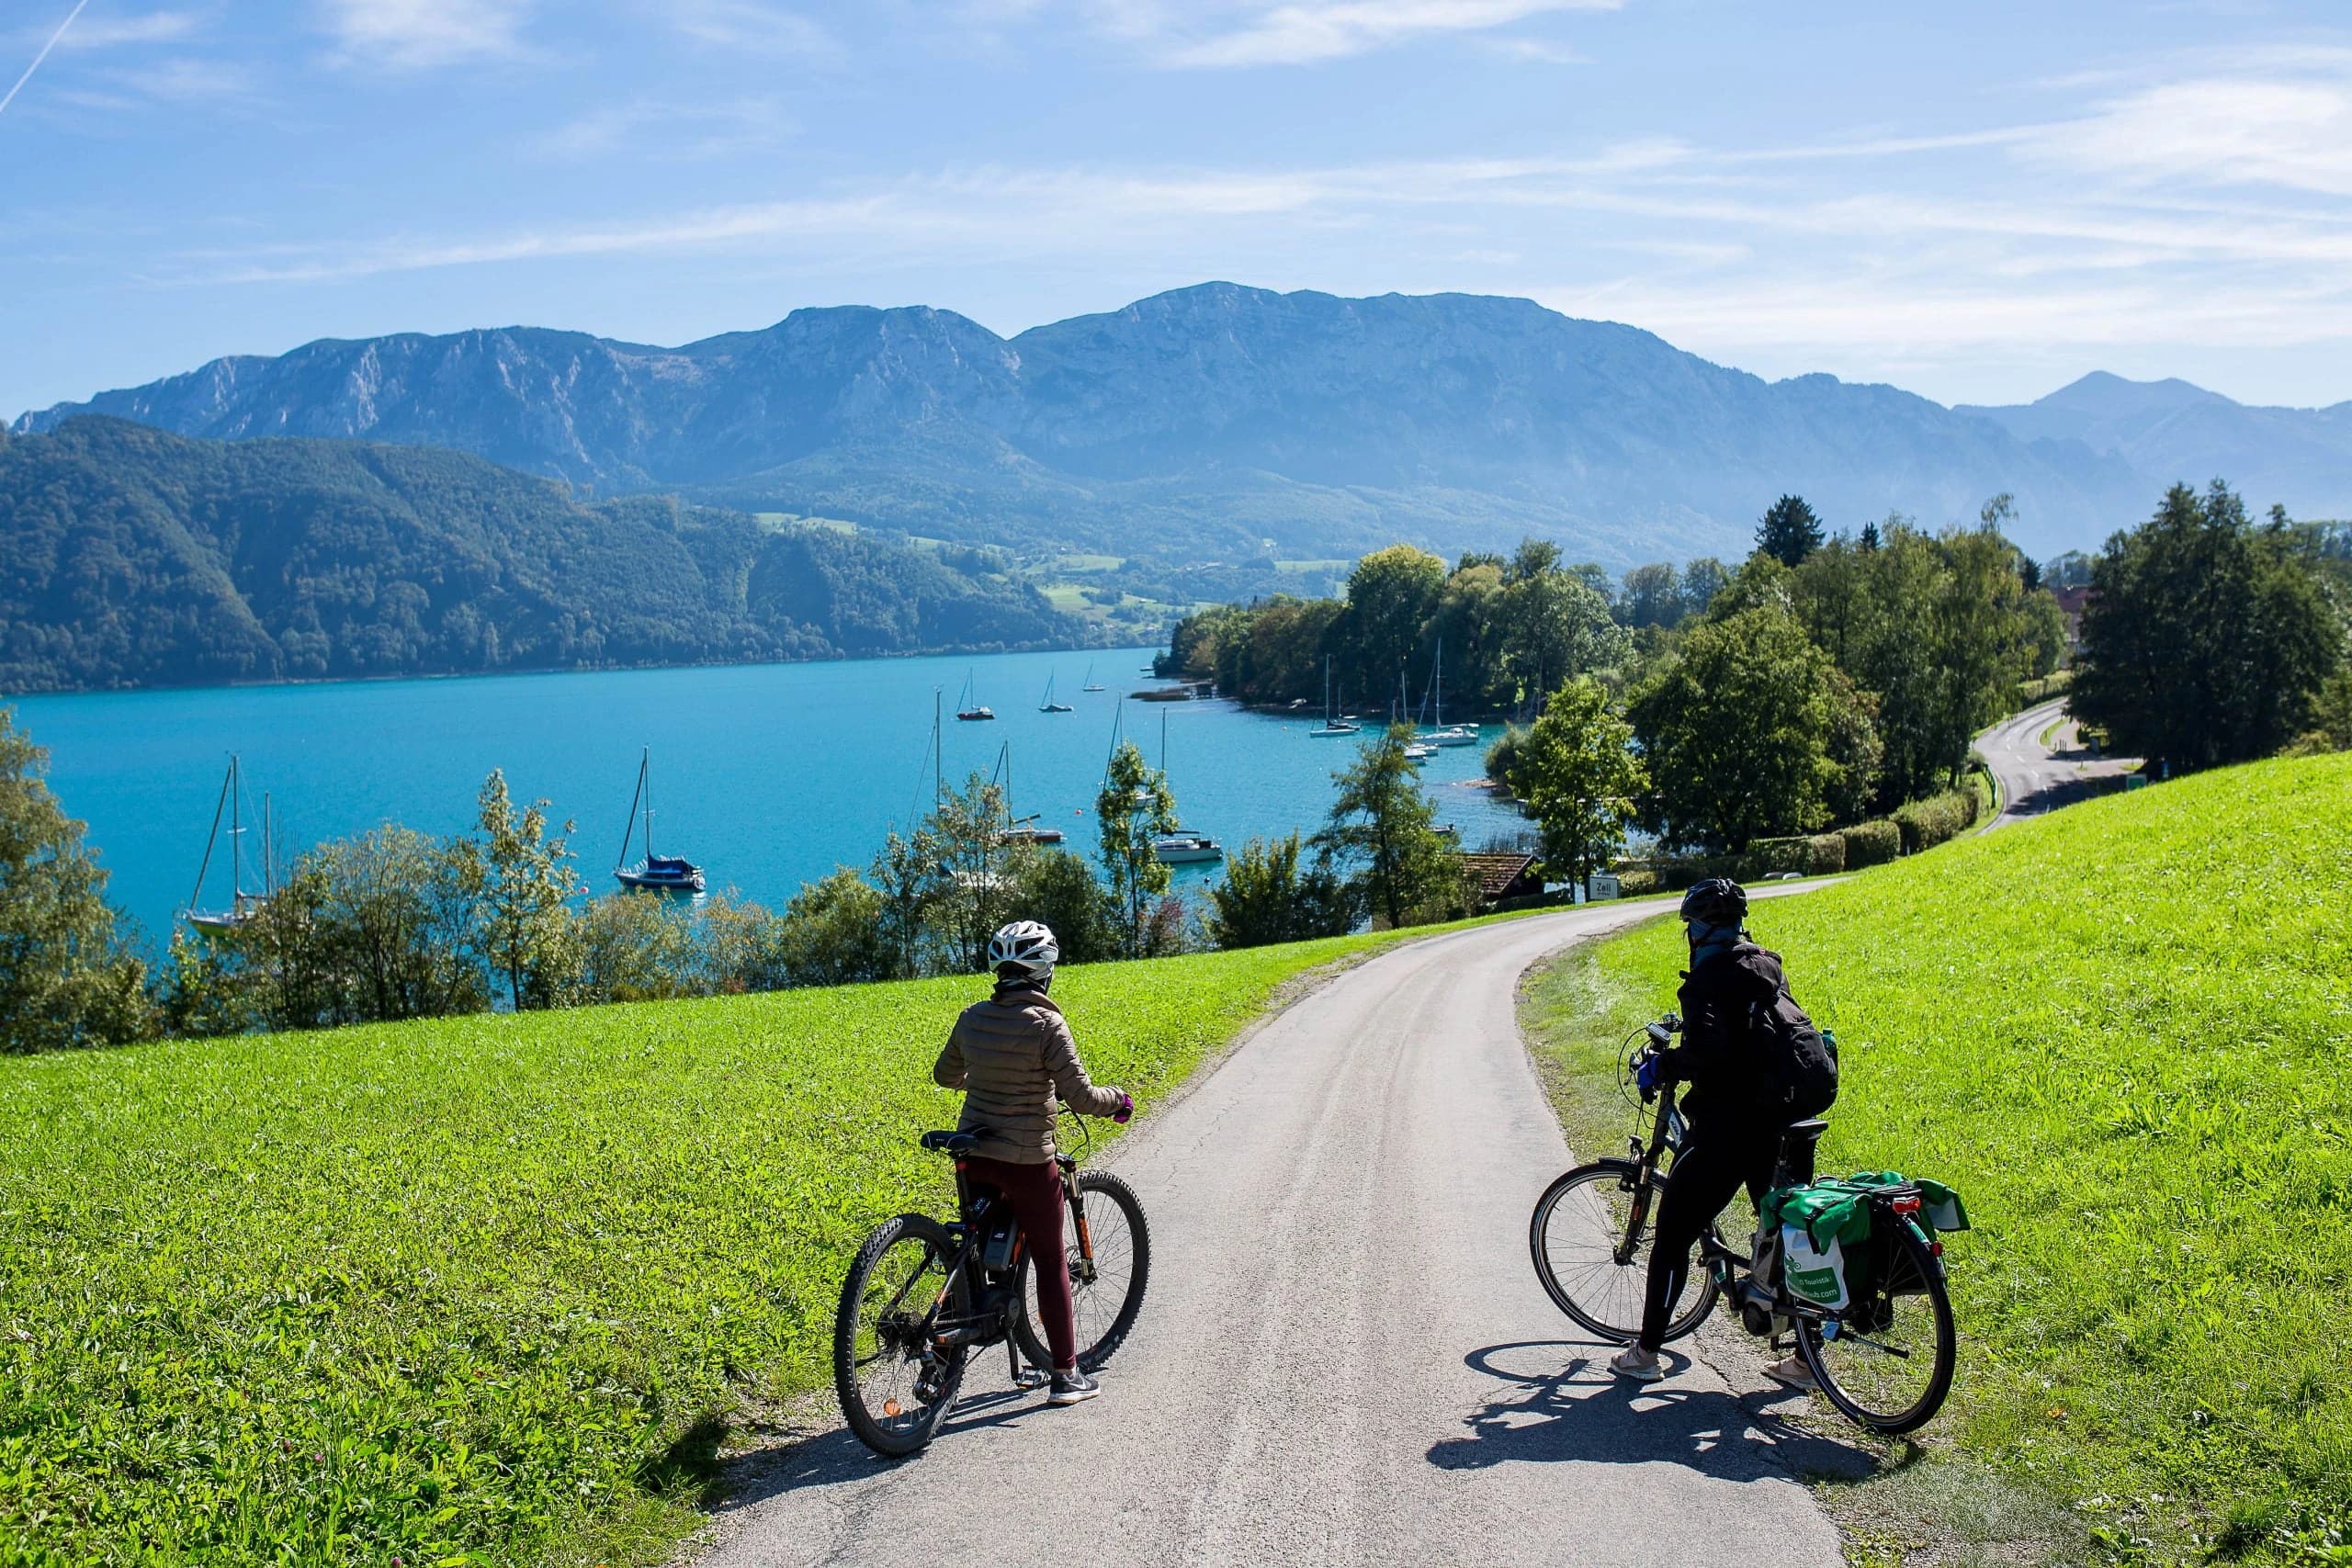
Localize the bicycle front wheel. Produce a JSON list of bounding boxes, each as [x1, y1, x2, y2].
[[1530, 1160, 1718, 1345], [1012, 1169, 1150, 1373], [1796, 1220, 1957, 1435], [833, 1213, 967, 1457]]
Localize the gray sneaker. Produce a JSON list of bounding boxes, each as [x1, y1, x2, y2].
[[1047, 1368, 1102, 1406]]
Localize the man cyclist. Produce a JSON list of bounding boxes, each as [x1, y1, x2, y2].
[[933, 919, 1132, 1407], [1611, 878, 1816, 1389]]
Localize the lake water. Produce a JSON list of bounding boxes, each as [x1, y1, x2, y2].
[[8, 647, 1530, 946]]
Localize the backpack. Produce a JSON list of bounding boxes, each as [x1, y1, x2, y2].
[[1756, 983, 1838, 1118]]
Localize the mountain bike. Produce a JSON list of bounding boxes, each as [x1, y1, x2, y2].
[[832, 1109, 1150, 1456], [1527, 1015, 1957, 1435]]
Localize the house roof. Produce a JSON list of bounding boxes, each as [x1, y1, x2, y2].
[[1460, 852, 1538, 897]]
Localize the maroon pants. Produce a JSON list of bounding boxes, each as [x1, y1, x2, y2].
[[964, 1154, 1077, 1371]]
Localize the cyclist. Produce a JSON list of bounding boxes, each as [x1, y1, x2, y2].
[[1610, 878, 1815, 1390], [933, 919, 1133, 1407]]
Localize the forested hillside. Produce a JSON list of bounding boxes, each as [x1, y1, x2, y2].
[[0, 419, 1072, 692]]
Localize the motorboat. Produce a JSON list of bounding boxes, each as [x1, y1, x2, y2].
[[613, 747, 706, 895], [1153, 831, 1225, 864]]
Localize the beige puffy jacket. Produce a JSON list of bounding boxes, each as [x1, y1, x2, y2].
[[933, 985, 1125, 1164]]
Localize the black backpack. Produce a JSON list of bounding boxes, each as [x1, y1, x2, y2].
[[1757, 983, 1839, 1118]]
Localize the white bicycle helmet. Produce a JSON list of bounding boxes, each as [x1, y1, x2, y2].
[[988, 919, 1058, 981]]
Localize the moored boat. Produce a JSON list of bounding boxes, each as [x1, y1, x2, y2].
[[613, 747, 706, 895], [183, 754, 273, 938], [1153, 831, 1225, 864]]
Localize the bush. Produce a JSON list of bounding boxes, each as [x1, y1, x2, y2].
[[1206, 833, 1354, 950], [1838, 818, 1901, 868], [1893, 786, 1980, 853], [2016, 669, 2073, 706], [1743, 835, 1846, 878], [1612, 867, 1660, 897]]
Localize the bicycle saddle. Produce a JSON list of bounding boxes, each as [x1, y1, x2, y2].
[[919, 1127, 993, 1154], [1783, 1119, 1831, 1144]]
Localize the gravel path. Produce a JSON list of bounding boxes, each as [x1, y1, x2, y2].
[[697, 904, 1848, 1568]]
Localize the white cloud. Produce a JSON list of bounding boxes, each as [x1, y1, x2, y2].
[[42, 8, 199, 49], [1162, 0, 1622, 68], [318, 0, 534, 68], [666, 0, 840, 62], [535, 96, 797, 160], [1486, 36, 1589, 64], [2029, 71, 2352, 197]]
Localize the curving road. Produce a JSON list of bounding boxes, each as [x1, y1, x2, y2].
[[1975, 699, 2135, 832], [698, 903, 1849, 1568]]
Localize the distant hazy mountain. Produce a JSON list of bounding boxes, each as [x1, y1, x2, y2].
[[1958, 372, 2352, 525], [0, 418, 1069, 693], [18, 285, 2182, 564]]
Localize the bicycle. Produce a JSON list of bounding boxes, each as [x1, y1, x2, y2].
[[832, 1108, 1151, 1456], [1527, 1014, 1958, 1435]]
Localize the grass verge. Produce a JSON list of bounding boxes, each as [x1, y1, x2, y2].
[[1520, 750, 2352, 1565], [0, 920, 1483, 1566]]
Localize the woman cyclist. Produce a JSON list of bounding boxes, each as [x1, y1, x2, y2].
[[933, 919, 1133, 1406]]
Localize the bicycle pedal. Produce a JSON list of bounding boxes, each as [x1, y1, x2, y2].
[[1012, 1367, 1049, 1391]]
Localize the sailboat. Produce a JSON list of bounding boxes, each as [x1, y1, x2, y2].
[[1150, 709, 1225, 864], [955, 669, 995, 722], [613, 747, 706, 894], [1081, 662, 1105, 693], [1309, 655, 1361, 738], [184, 755, 273, 937], [1418, 644, 1478, 748], [996, 742, 1067, 845], [1038, 673, 1073, 714]]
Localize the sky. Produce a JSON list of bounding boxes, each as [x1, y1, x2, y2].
[[5, 1, 2352, 418]]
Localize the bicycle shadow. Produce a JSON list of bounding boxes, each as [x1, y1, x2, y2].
[[1425, 1341, 1877, 1484], [704, 1381, 1047, 1517]]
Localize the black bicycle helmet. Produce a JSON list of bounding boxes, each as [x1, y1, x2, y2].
[[1678, 877, 1747, 929]]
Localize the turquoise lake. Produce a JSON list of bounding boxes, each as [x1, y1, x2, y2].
[[7, 646, 1530, 946]]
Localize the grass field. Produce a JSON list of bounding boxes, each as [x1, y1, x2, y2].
[[1521, 750, 2352, 1564], [0, 926, 1454, 1566]]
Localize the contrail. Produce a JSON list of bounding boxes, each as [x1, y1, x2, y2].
[[0, 0, 92, 119]]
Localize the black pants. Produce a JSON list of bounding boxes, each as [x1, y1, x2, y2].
[[1638, 1126, 1781, 1351]]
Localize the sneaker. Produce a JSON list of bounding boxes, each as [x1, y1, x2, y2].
[[1047, 1368, 1102, 1406], [1609, 1346, 1666, 1382], [1766, 1354, 1818, 1392]]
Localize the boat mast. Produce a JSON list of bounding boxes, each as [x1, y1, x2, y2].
[[228, 756, 243, 900], [615, 749, 647, 873], [187, 759, 233, 916], [934, 689, 944, 804], [263, 792, 275, 897], [643, 748, 656, 859]]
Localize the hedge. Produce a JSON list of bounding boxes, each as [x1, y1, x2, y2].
[[1893, 785, 1982, 853], [1838, 818, 1902, 868]]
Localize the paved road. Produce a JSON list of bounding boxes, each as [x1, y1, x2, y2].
[[1975, 699, 2134, 832], [699, 904, 1851, 1568]]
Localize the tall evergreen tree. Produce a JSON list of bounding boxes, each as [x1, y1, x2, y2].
[[2072, 480, 2344, 771], [1757, 494, 1826, 568]]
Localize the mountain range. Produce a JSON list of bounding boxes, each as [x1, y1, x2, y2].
[[17, 285, 2350, 566], [0, 418, 1069, 693]]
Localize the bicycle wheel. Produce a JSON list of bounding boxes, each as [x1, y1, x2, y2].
[[1796, 1220, 1956, 1435], [1012, 1169, 1151, 1373], [833, 1213, 967, 1457], [1529, 1160, 1718, 1345]]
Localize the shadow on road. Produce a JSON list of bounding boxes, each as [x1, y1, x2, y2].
[[1427, 1341, 1876, 1484], [702, 1382, 1043, 1518]]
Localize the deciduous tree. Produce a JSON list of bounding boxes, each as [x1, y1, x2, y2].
[[1206, 832, 1354, 949], [470, 769, 581, 1010], [1314, 725, 1462, 929], [1097, 741, 1178, 957], [1506, 678, 1646, 895]]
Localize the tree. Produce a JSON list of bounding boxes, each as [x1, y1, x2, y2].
[[574, 893, 701, 1003], [1505, 679, 1645, 894], [2072, 480, 2344, 770], [257, 826, 486, 1027], [770, 869, 896, 987], [1009, 849, 1114, 965], [927, 772, 1028, 975], [1315, 725, 1462, 929], [469, 769, 581, 1010], [0, 709, 152, 1050], [1757, 494, 1825, 568], [1097, 741, 1177, 957], [1500, 561, 1628, 710], [1630, 606, 1841, 852], [1206, 833, 1354, 949], [1859, 521, 1881, 552], [869, 827, 942, 979], [1340, 545, 1447, 704], [1680, 557, 1731, 616], [1617, 563, 1684, 628]]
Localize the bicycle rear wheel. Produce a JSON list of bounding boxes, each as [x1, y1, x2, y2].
[[1796, 1221, 1956, 1435], [1529, 1160, 1718, 1345], [1012, 1169, 1150, 1373], [833, 1213, 967, 1457]]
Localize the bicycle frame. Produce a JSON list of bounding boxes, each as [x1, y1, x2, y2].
[[918, 1129, 1102, 1353]]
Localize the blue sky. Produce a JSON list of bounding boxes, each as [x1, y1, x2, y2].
[[5, 1, 2350, 417]]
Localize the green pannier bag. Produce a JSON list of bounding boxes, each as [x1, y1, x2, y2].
[[1761, 1171, 1971, 1310]]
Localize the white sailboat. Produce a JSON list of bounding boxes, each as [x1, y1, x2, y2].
[[1419, 644, 1478, 748], [1081, 661, 1105, 693], [183, 755, 273, 938], [1309, 655, 1361, 738], [956, 669, 996, 721], [1150, 708, 1224, 863]]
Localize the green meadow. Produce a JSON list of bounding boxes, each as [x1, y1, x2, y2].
[[1522, 750, 2352, 1564], [0, 928, 1432, 1566]]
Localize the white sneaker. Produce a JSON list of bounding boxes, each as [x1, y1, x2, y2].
[[1610, 1346, 1666, 1382], [1766, 1354, 1818, 1391]]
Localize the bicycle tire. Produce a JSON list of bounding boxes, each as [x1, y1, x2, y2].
[[833, 1213, 967, 1457], [1012, 1169, 1151, 1373], [1529, 1160, 1719, 1345], [1796, 1220, 1956, 1435]]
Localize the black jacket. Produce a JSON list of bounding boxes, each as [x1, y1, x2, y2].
[[1662, 939, 1792, 1135]]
